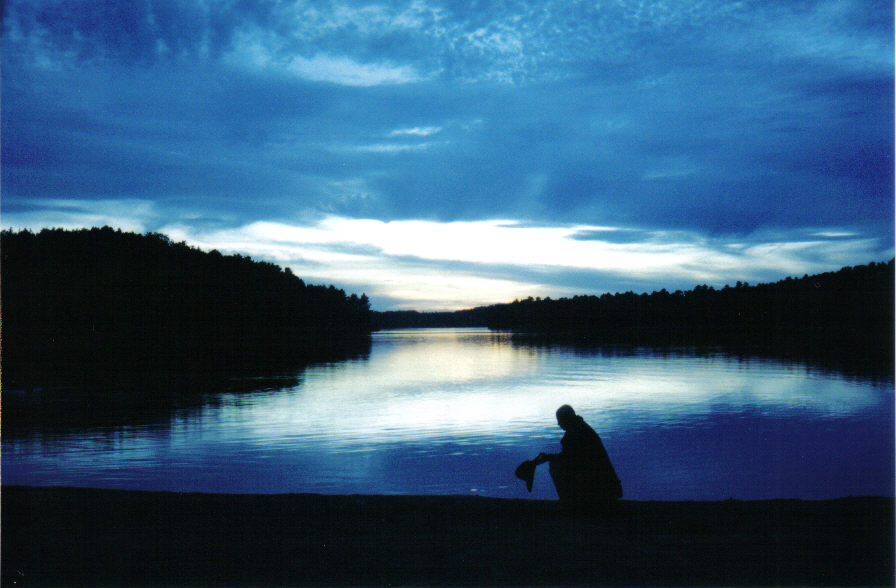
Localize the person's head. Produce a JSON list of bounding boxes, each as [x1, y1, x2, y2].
[[555, 404, 576, 430]]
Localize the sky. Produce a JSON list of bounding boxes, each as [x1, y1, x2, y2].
[[2, 0, 893, 311]]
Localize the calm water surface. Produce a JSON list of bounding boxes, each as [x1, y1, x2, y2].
[[4, 328, 893, 500]]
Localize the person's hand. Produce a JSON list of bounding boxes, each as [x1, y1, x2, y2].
[[535, 452, 550, 465]]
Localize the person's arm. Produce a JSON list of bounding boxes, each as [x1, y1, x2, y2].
[[535, 452, 557, 464]]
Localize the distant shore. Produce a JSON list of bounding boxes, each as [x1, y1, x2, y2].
[[2, 486, 893, 587]]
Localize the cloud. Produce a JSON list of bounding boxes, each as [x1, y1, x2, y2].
[[2, 0, 891, 311], [285, 54, 422, 86], [3, 191, 891, 310], [744, 0, 893, 72], [389, 126, 442, 137], [2, 199, 160, 234], [141, 216, 892, 310], [225, 27, 423, 86], [6, 0, 891, 85], [345, 142, 439, 154]]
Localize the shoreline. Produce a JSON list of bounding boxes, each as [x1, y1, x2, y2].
[[3, 485, 893, 587]]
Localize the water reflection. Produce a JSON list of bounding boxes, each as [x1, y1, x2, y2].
[[3, 328, 893, 500], [2, 370, 304, 438]]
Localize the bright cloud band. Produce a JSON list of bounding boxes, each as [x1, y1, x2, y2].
[[3, 203, 890, 311]]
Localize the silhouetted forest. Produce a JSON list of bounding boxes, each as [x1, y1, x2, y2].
[[5, 227, 892, 386], [2, 227, 373, 386], [375, 260, 894, 377], [373, 309, 489, 329]]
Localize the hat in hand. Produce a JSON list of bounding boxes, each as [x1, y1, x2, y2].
[[514, 459, 537, 492]]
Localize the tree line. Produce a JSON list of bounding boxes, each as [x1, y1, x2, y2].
[[2, 227, 373, 386], [373, 309, 489, 329], [375, 260, 894, 376], [5, 226, 890, 386]]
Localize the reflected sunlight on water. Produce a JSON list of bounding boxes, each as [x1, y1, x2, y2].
[[4, 328, 893, 500]]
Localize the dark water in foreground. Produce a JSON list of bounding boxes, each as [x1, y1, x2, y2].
[[3, 328, 893, 500]]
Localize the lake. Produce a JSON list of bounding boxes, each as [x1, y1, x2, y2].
[[3, 328, 893, 501]]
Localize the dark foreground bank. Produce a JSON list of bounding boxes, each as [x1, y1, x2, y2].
[[2, 486, 893, 587]]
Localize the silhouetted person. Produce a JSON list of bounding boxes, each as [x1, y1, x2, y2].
[[516, 405, 622, 513]]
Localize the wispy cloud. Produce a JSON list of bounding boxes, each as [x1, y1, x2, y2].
[[226, 28, 423, 86], [2, 0, 891, 310], [390, 126, 442, 137], [2, 199, 160, 234], [746, 0, 893, 71], [346, 142, 438, 154], [285, 54, 422, 86], [3, 198, 890, 310], [141, 216, 891, 310]]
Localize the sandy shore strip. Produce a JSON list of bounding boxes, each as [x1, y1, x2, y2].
[[2, 485, 893, 587]]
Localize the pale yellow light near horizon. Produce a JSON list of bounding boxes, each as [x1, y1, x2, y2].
[[4, 203, 878, 310], [5, 196, 877, 307], [155, 215, 883, 310]]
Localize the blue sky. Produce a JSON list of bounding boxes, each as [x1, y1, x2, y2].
[[3, 0, 893, 310]]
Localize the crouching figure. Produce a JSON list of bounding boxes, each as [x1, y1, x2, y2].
[[516, 404, 622, 513]]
